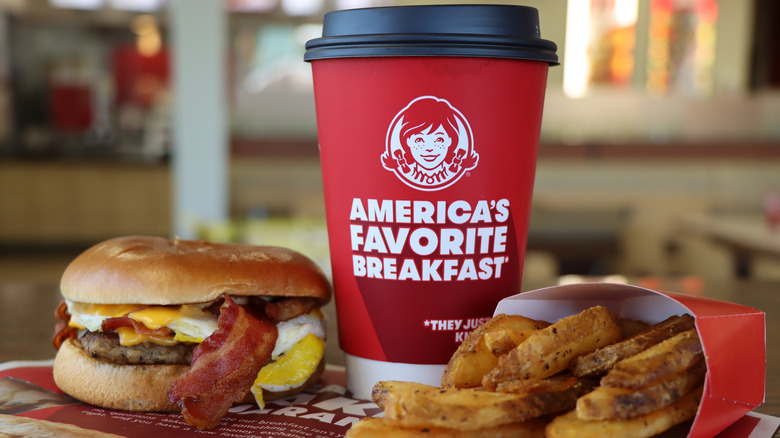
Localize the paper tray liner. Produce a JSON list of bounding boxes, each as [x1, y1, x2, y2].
[[493, 282, 766, 438]]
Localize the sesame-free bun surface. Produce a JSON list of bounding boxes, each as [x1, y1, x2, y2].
[[54, 338, 187, 412], [61, 235, 331, 305]]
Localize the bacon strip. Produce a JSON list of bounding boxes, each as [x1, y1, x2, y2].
[[52, 300, 77, 350], [167, 295, 278, 430], [101, 317, 174, 337]]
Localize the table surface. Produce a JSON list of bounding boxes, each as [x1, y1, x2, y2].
[[1, 277, 777, 436], [675, 213, 780, 259]]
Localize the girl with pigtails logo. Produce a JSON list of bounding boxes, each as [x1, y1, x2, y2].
[[382, 96, 479, 191]]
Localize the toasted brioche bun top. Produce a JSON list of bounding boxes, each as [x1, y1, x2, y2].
[[60, 235, 332, 305]]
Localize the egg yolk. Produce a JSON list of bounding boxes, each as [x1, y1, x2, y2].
[[251, 333, 325, 408]]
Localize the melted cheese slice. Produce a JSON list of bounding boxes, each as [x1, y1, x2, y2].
[[66, 301, 217, 346], [115, 327, 179, 346]]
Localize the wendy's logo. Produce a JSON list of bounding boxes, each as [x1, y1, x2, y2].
[[382, 96, 479, 191]]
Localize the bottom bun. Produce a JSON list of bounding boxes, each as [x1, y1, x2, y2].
[[54, 338, 188, 412], [54, 338, 325, 412]]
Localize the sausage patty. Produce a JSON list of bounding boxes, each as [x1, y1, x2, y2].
[[78, 330, 195, 365]]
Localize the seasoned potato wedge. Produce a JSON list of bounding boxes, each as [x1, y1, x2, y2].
[[576, 359, 706, 420], [441, 313, 549, 388], [349, 305, 704, 438], [381, 380, 592, 430], [483, 328, 538, 357], [482, 306, 623, 389], [546, 384, 703, 438], [345, 417, 548, 438], [493, 373, 596, 396], [371, 380, 434, 409], [600, 329, 703, 390], [571, 314, 696, 377], [617, 317, 651, 338]]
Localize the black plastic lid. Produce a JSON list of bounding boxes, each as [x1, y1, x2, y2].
[[304, 4, 558, 64]]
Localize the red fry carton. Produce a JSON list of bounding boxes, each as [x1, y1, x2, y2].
[[493, 282, 766, 438]]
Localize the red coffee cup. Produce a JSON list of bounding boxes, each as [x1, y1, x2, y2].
[[305, 4, 558, 400]]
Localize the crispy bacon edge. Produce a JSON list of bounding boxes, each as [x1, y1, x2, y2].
[[53, 300, 77, 350], [167, 295, 278, 430]]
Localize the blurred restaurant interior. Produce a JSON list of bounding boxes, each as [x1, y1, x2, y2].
[[1, 0, 780, 331], [2, 1, 780, 425]]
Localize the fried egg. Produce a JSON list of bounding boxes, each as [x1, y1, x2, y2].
[[66, 301, 217, 345]]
